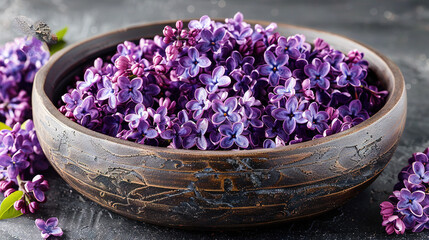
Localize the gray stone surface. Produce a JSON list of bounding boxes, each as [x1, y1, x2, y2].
[[0, 0, 428, 239]]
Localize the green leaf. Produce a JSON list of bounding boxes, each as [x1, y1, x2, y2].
[[0, 191, 23, 220], [49, 40, 66, 55], [20, 120, 30, 130], [49, 26, 68, 55], [0, 122, 11, 131], [55, 27, 68, 42]]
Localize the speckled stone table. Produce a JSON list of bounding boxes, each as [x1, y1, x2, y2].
[[0, 0, 428, 239]]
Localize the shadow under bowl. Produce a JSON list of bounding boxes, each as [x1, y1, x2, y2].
[[32, 20, 406, 228]]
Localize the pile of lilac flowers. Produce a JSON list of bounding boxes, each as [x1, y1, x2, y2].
[[0, 36, 52, 221], [380, 148, 429, 234], [0, 37, 49, 126], [59, 12, 388, 150]]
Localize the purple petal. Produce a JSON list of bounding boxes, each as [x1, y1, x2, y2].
[[304, 64, 318, 78], [131, 91, 143, 103], [217, 76, 231, 87], [195, 88, 207, 101], [7, 165, 18, 179], [50, 227, 63, 237], [263, 139, 276, 148], [283, 118, 296, 135], [269, 72, 280, 86], [235, 135, 249, 148], [212, 113, 226, 124], [198, 56, 211, 68], [130, 77, 143, 89], [413, 191, 426, 202], [219, 124, 233, 136], [277, 66, 291, 79], [35, 219, 47, 231], [213, 66, 226, 79], [189, 65, 200, 77], [199, 73, 212, 85], [224, 97, 237, 112], [232, 122, 244, 135], [186, 100, 201, 111], [220, 137, 234, 148], [319, 62, 331, 77], [183, 136, 196, 149], [413, 162, 426, 177], [45, 217, 59, 228], [117, 76, 130, 89], [179, 56, 193, 68], [160, 129, 175, 139], [97, 88, 112, 101], [397, 200, 409, 210], [410, 202, 424, 217], [259, 64, 272, 76], [264, 51, 276, 66], [178, 126, 191, 137], [213, 27, 226, 42], [145, 129, 158, 139], [196, 137, 207, 150], [200, 29, 213, 42], [409, 174, 423, 185], [118, 90, 131, 103], [400, 189, 412, 200], [272, 108, 288, 121], [228, 112, 241, 123], [145, 84, 160, 96], [188, 47, 199, 60], [0, 155, 12, 167], [276, 54, 288, 66], [33, 189, 45, 202]]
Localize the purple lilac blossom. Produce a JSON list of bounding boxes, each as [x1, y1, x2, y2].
[[35, 217, 63, 239], [58, 13, 388, 151], [380, 147, 429, 234]]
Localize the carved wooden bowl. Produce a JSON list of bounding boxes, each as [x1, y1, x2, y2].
[[32, 20, 406, 228]]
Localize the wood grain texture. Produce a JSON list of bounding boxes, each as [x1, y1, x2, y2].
[[32, 21, 406, 228]]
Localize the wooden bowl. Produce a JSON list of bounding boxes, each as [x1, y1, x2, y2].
[[32, 20, 406, 228]]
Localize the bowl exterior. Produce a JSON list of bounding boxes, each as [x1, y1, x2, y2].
[[32, 21, 406, 228]]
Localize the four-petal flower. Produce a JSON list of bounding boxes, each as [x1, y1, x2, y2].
[[219, 122, 249, 149], [259, 51, 291, 86]]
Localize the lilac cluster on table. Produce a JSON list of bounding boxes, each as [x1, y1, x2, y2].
[[0, 37, 50, 216], [0, 37, 49, 126], [380, 149, 429, 234], [59, 12, 388, 150]]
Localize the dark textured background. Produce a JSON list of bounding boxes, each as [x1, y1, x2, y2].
[[0, 0, 427, 239]]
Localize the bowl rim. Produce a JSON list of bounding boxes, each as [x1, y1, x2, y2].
[[34, 19, 405, 158]]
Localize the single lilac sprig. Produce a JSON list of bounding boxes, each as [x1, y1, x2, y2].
[[35, 217, 63, 239]]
